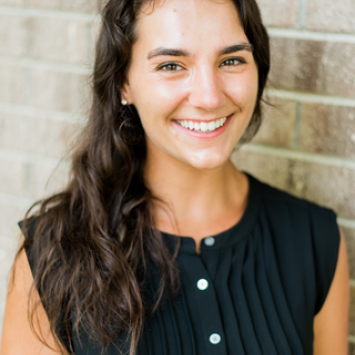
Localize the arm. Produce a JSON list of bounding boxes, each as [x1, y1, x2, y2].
[[313, 227, 349, 355], [1, 242, 69, 355]]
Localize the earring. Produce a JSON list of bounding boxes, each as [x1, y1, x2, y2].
[[121, 99, 128, 106]]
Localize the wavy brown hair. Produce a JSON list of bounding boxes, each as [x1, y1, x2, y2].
[[15, 0, 270, 354]]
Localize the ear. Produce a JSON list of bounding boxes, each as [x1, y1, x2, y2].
[[121, 81, 133, 105]]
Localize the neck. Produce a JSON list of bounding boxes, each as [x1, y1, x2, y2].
[[143, 140, 249, 245]]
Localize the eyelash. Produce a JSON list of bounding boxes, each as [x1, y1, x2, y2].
[[157, 57, 247, 71], [220, 57, 246, 67]]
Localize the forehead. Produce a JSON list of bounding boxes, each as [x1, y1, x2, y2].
[[134, 0, 247, 54]]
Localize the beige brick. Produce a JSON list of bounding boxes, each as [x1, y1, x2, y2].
[[29, 0, 98, 13], [31, 68, 90, 111], [27, 17, 89, 64], [231, 149, 355, 219], [300, 104, 355, 159], [0, 65, 27, 105], [269, 38, 355, 98], [343, 227, 355, 280], [30, 162, 70, 200], [0, 157, 27, 197], [0, 15, 28, 57], [0, 15, 88, 64], [231, 149, 291, 190], [0, 111, 80, 158], [256, 0, 298, 27], [89, 16, 101, 66], [254, 98, 296, 148], [0, 203, 27, 237], [306, 0, 355, 33], [291, 162, 355, 220]]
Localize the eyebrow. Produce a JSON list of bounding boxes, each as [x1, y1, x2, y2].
[[147, 43, 254, 60]]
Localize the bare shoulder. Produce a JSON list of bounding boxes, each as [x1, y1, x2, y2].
[[1, 239, 68, 355], [313, 227, 349, 355]]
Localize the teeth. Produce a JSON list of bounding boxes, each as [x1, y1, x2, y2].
[[208, 121, 216, 131], [177, 116, 227, 132], [200, 122, 208, 132]]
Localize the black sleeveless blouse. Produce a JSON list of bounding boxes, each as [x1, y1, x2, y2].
[[22, 174, 340, 355]]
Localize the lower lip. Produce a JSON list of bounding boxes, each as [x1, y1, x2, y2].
[[172, 114, 233, 139]]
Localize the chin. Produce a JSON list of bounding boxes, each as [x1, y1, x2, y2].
[[186, 153, 229, 171]]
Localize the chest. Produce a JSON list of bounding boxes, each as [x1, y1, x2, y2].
[[74, 233, 316, 355]]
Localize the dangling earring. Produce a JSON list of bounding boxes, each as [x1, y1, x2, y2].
[[121, 99, 128, 106]]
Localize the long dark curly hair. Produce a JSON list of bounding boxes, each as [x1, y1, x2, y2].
[[16, 0, 270, 354]]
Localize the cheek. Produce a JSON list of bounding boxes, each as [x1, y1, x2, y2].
[[130, 75, 187, 128], [225, 68, 259, 111]]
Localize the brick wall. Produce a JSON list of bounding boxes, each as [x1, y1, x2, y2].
[[0, 0, 354, 350], [232, 0, 355, 351]]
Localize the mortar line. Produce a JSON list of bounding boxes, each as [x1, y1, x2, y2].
[[298, 0, 308, 29], [239, 144, 355, 170], [293, 102, 302, 148], [86, 21, 93, 66], [267, 27, 355, 43], [338, 218, 355, 229], [25, 66, 32, 106], [25, 162, 32, 199], [265, 89, 355, 108]]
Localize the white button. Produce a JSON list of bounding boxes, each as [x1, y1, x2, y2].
[[196, 279, 209, 290], [204, 237, 215, 246], [209, 333, 221, 344]]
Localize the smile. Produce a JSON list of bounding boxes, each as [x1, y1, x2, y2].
[[176, 117, 227, 133]]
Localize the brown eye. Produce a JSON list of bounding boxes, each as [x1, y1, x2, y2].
[[220, 57, 246, 67], [158, 63, 183, 71]]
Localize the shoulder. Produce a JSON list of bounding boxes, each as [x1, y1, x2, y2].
[[250, 174, 341, 314], [251, 175, 338, 227], [1, 242, 67, 355], [252, 175, 340, 257]]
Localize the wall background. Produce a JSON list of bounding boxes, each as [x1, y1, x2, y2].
[[0, 0, 354, 350]]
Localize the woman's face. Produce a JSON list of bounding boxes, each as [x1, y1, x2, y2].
[[123, 0, 258, 170]]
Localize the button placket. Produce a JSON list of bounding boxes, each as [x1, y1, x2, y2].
[[178, 251, 227, 355]]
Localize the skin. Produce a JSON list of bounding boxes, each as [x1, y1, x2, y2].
[[1, 0, 349, 353]]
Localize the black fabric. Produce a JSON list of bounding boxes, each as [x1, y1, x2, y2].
[[20, 173, 340, 355]]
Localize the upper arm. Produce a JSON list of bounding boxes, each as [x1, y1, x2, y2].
[[1, 242, 68, 355], [313, 227, 349, 355]]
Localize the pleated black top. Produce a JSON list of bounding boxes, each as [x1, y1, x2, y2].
[[22, 173, 340, 355]]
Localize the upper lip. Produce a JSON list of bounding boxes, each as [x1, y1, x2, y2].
[[174, 114, 231, 123]]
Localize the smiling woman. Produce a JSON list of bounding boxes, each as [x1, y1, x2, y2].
[[0, 0, 349, 355]]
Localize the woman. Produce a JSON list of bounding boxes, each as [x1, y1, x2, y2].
[[1, 0, 349, 354]]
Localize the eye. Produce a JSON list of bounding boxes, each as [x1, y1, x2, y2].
[[157, 62, 184, 71], [220, 57, 246, 67]]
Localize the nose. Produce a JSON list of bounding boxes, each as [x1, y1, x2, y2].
[[187, 66, 226, 110]]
